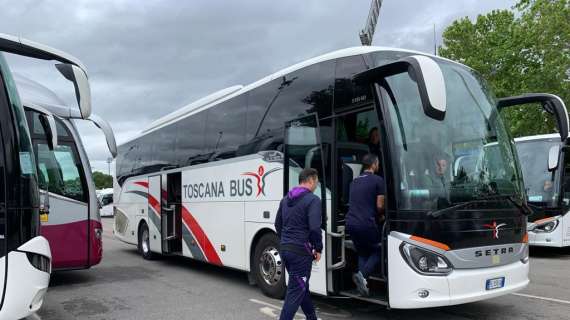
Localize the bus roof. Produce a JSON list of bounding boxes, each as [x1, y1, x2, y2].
[[15, 73, 83, 119], [121, 46, 460, 146], [0, 33, 87, 71]]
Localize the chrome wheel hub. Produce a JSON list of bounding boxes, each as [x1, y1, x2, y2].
[[142, 229, 150, 254], [259, 247, 282, 286]]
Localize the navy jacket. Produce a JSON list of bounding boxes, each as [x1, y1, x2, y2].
[[275, 187, 323, 255], [346, 172, 385, 227]]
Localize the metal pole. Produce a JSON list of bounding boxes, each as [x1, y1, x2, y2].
[[433, 23, 437, 56], [107, 157, 112, 176]]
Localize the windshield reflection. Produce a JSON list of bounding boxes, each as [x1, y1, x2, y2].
[[515, 138, 561, 207], [372, 53, 525, 211]]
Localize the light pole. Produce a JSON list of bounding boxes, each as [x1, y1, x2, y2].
[[106, 157, 113, 176]]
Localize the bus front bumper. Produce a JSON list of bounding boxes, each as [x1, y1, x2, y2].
[[0, 236, 51, 319], [388, 235, 529, 309]]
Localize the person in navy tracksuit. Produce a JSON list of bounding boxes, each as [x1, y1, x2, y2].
[[275, 168, 323, 320], [346, 153, 385, 296]]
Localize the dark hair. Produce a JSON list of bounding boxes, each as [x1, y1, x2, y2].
[[299, 168, 319, 184], [362, 153, 379, 170], [368, 127, 378, 141]]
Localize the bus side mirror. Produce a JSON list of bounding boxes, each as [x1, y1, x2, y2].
[[55, 63, 92, 119], [38, 112, 58, 150], [548, 145, 560, 171], [89, 114, 117, 158], [497, 93, 569, 141], [354, 55, 447, 121]]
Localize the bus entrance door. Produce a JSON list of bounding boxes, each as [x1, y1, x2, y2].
[[147, 175, 163, 253], [161, 172, 182, 254], [284, 114, 328, 295]]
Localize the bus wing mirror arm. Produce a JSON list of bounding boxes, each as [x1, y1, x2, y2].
[[55, 63, 92, 119], [353, 55, 447, 121], [497, 93, 569, 141], [0, 33, 92, 119], [89, 114, 117, 158]]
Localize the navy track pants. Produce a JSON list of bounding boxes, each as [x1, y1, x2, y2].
[[279, 250, 317, 320]]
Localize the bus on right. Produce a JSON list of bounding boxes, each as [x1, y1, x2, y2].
[[498, 94, 570, 248]]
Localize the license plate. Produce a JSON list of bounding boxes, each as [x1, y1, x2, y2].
[[486, 277, 505, 290]]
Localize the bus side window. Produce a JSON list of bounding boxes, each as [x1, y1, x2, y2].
[[28, 111, 87, 203], [244, 61, 334, 154], [174, 110, 207, 167], [37, 143, 86, 202], [334, 55, 373, 110], [204, 95, 247, 161]]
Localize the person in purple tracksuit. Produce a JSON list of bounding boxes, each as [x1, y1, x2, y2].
[[275, 168, 323, 320]]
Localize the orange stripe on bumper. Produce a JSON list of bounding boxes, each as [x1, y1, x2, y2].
[[410, 235, 450, 251]]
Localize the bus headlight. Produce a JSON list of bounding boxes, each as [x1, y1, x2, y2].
[[26, 252, 51, 273], [400, 243, 453, 276], [533, 219, 559, 233]]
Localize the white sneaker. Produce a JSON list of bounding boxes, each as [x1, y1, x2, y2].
[[352, 271, 369, 296]]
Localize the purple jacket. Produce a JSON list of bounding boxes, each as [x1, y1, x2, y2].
[[275, 187, 323, 255]]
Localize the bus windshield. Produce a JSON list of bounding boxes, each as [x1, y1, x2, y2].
[[515, 138, 561, 207], [371, 53, 524, 211]]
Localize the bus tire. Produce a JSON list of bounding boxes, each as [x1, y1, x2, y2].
[[253, 233, 285, 299], [138, 222, 155, 260]]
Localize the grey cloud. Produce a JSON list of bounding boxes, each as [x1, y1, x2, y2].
[[1, 0, 514, 173]]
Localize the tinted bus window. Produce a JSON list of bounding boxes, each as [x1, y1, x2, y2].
[[175, 110, 207, 166], [154, 123, 178, 169], [135, 132, 154, 173], [245, 61, 334, 153], [116, 140, 138, 183], [204, 95, 247, 161], [334, 55, 373, 110]]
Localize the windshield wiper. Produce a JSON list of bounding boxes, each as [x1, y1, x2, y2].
[[426, 201, 472, 218], [477, 194, 533, 215], [427, 194, 532, 218]]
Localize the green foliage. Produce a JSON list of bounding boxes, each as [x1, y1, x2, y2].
[[439, 0, 570, 137], [92, 171, 113, 189]]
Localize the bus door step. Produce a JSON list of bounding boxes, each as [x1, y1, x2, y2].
[[339, 290, 388, 306], [368, 275, 387, 283]]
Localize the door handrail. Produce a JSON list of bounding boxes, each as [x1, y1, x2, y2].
[[327, 230, 346, 270]]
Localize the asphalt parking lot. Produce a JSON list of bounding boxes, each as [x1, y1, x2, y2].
[[29, 218, 570, 320]]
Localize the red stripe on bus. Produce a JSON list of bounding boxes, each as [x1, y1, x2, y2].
[[134, 181, 149, 188], [148, 194, 161, 218], [181, 205, 223, 266]]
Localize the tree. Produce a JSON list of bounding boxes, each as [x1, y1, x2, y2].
[[439, 0, 570, 137], [92, 171, 113, 189]]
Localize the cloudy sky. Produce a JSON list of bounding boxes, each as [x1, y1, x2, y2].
[[0, 0, 515, 175]]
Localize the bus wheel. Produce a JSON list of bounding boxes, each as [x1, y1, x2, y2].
[[138, 222, 154, 260], [253, 233, 285, 299]]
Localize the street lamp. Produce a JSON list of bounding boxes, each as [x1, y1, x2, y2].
[[106, 157, 113, 176]]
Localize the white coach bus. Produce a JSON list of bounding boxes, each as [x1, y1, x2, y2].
[[16, 76, 117, 270], [115, 47, 531, 308], [0, 33, 92, 318], [497, 94, 570, 248]]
